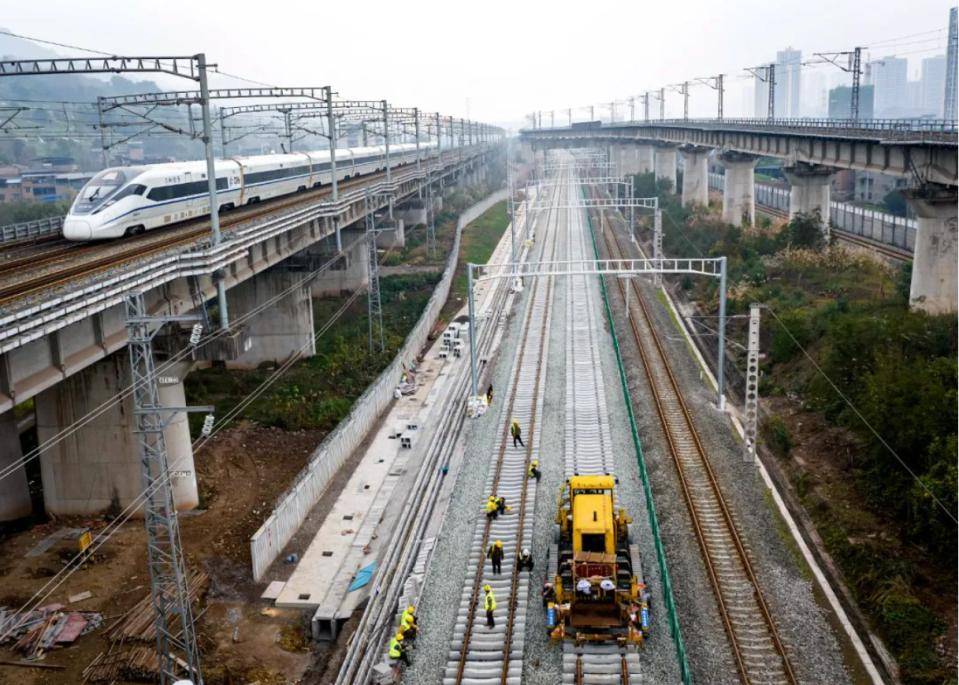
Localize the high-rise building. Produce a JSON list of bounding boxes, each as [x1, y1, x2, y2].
[[946, 6, 958, 119], [921, 55, 947, 116], [775, 48, 802, 118], [829, 84, 874, 119], [871, 56, 909, 117]]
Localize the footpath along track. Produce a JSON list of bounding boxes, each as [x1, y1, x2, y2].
[[442, 174, 563, 685], [0, 159, 433, 305], [561, 176, 638, 685], [594, 193, 798, 685]]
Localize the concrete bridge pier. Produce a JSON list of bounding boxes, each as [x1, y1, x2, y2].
[[35, 356, 198, 516], [904, 186, 958, 314], [654, 144, 678, 191], [617, 146, 641, 176], [376, 218, 405, 249], [679, 145, 711, 207], [637, 143, 655, 174], [784, 163, 835, 232], [720, 151, 760, 226], [395, 198, 427, 227], [302, 229, 370, 298], [228, 263, 316, 368], [0, 411, 31, 520]]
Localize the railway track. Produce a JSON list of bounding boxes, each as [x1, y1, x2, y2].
[[560, 177, 640, 685], [0, 162, 423, 306], [442, 174, 562, 685], [596, 194, 798, 685]]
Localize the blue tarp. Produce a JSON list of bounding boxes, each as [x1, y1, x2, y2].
[[348, 561, 377, 592]]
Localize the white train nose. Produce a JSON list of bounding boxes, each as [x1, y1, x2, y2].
[[62, 218, 92, 241]]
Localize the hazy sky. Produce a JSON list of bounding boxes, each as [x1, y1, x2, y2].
[[7, 0, 956, 128]]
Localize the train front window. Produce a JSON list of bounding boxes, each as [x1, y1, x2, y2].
[[71, 169, 128, 214]]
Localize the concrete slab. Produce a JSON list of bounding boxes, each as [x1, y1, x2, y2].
[[261, 581, 286, 601]]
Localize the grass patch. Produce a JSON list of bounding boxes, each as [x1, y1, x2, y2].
[[441, 200, 510, 321], [185, 273, 438, 435]]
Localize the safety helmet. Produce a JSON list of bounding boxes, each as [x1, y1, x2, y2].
[[532, 459, 539, 466], [407, 605, 415, 613], [488, 495, 496, 501], [495, 540, 503, 548], [522, 547, 530, 556], [396, 632, 404, 641], [483, 584, 491, 592]]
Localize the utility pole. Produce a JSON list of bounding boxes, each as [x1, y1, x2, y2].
[[629, 96, 635, 122], [652, 208, 663, 286], [125, 292, 206, 685], [283, 110, 293, 152], [696, 74, 724, 120], [324, 86, 338, 202], [811, 47, 864, 122], [642, 92, 650, 122], [382, 100, 392, 218], [744, 303, 761, 462], [745, 64, 776, 122], [365, 191, 385, 353], [197, 53, 229, 329], [659, 87, 665, 120], [567, 108, 572, 126]]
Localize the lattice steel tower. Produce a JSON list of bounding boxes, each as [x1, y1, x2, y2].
[[125, 292, 202, 684]]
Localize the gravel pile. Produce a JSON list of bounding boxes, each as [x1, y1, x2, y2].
[[601, 210, 851, 684]]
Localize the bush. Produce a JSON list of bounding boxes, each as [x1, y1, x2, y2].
[[778, 211, 826, 251], [762, 415, 792, 458]]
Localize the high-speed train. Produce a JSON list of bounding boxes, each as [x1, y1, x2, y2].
[[63, 143, 434, 240]]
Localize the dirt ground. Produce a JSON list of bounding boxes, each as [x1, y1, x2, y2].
[[0, 421, 321, 685]]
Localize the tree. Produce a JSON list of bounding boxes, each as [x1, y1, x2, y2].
[[882, 190, 908, 218], [780, 210, 826, 251]]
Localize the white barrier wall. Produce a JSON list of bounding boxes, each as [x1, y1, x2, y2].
[[250, 188, 508, 581]]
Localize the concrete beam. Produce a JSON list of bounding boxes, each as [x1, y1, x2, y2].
[[0, 410, 31, 521], [783, 163, 836, 233], [679, 145, 711, 207], [36, 356, 198, 516], [654, 143, 678, 191], [719, 151, 760, 226], [904, 186, 958, 314], [228, 264, 316, 369]]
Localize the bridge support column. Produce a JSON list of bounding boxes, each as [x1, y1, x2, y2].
[[904, 186, 958, 314], [0, 410, 31, 520], [637, 144, 654, 174], [35, 356, 198, 516], [618, 146, 641, 175], [679, 145, 711, 207], [304, 229, 370, 297], [784, 163, 835, 233], [654, 144, 678, 192], [376, 218, 405, 249], [395, 198, 427, 227], [228, 264, 316, 368], [720, 151, 759, 226]]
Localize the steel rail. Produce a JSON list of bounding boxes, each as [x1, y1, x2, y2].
[[596, 199, 797, 685], [451, 180, 560, 685]]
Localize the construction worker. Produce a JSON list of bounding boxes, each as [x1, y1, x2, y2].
[[484, 584, 497, 628], [485, 496, 499, 519], [496, 496, 507, 515], [401, 611, 418, 642], [510, 419, 525, 448], [541, 581, 556, 607], [487, 540, 504, 574], [517, 547, 534, 572], [389, 631, 410, 667], [527, 459, 541, 480], [486, 383, 494, 405], [401, 604, 416, 628]]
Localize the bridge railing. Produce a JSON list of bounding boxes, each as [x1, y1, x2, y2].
[[707, 172, 916, 252], [0, 215, 64, 244]]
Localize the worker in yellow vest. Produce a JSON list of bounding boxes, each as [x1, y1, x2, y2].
[[389, 631, 410, 666], [484, 584, 497, 628]]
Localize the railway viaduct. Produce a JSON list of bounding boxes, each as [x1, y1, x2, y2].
[[520, 119, 958, 315], [0, 147, 494, 520]]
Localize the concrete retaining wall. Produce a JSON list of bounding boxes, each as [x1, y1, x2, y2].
[[249, 187, 508, 581]]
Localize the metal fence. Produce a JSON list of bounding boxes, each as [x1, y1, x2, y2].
[[249, 189, 508, 582], [707, 172, 916, 252], [0, 215, 64, 243]]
